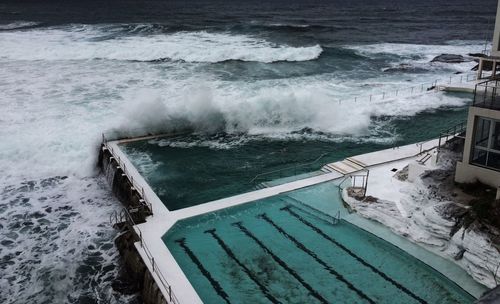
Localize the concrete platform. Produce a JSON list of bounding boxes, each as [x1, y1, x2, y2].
[[104, 134, 484, 303], [321, 139, 439, 175]]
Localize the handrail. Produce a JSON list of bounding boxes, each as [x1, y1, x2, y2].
[[249, 152, 330, 184], [336, 71, 477, 105], [102, 139, 154, 215], [336, 168, 369, 199], [122, 207, 181, 304], [473, 78, 500, 109], [102, 128, 192, 144]]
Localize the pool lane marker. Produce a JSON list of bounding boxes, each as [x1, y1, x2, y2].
[[175, 237, 231, 304], [281, 206, 428, 304], [204, 228, 281, 304], [288, 204, 336, 226], [232, 222, 329, 304], [258, 213, 376, 304], [284, 196, 341, 223]]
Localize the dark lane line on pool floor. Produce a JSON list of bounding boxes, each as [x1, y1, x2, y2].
[[232, 221, 329, 304], [281, 206, 428, 304], [258, 213, 376, 304], [175, 237, 231, 304], [283, 196, 340, 224], [204, 228, 281, 304], [287, 203, 336, 226]]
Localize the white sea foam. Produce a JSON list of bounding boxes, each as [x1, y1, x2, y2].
[[0, 21, 40, 30], [0, 26, 322, 63], [347, 41, 488, 61], [347, 41, 486, 74], [0, 24, 486, 302]]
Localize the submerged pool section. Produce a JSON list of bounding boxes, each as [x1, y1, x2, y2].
[[163, 183, 474, 304]]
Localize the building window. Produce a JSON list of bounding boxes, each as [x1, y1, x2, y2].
[[471, 116, 500, 171]]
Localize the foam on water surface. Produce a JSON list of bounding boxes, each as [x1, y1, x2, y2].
[[0, 15, 490, 302]]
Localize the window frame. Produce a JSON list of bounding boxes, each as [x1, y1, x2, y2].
[[470, 116, 500, 171]]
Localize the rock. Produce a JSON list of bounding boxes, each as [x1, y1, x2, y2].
[[383, 64, 427, 73], [431, 54, 468, 63], [454, 248, 466, 260], [468, 53, 487, 58], [472, 60, 493, 71]]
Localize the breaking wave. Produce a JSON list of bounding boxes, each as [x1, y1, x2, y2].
[[0, 25, 323, 63], [112, 81, 470, 146], [0, 21, 41, 30], [347, 41, 485, 62]]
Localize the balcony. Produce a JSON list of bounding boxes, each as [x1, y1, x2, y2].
[[473, 79, 500, 110]]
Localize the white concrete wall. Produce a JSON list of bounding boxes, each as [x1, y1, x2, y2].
[[455, 106, 500, 188], [491, 0, 500, 56]]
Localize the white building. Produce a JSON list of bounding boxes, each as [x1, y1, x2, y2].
[[477, 1, 500, 79], [455, 3, 500, 196]]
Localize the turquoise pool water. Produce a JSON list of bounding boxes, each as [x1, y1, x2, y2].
[[163, 183, 474, 304]]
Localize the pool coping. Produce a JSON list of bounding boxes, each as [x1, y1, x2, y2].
[[106, 136, 488, 303]]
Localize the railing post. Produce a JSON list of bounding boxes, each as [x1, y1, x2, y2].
[[169, 286, 172, 301], [152, 257, 155, 271], [364, 170, 369, 197]]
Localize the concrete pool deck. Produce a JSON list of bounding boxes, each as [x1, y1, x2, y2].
[[105, 135, 488, 303]]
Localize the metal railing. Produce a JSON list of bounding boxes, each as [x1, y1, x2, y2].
[[249, 152, 330, 184], [102, 137, 180, 303], [337, 169, 370, 199], [437, 121, 467, 149], [102, 135, 153, 216], [334, 72, 478, 105], [101, 128, 192, 144], [121, 208, 181, 304], [473, 79, 500, 110]]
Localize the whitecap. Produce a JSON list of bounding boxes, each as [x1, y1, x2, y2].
[[0, 21, 40, 30], [0, 26, 323, 63]]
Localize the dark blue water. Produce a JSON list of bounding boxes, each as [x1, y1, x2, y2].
[[0, 0, 496, 44], [0, 0, 497, 303]]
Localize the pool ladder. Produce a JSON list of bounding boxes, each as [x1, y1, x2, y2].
[[332, 210, 341, 225]]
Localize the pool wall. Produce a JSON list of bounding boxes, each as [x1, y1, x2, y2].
[[100, 134, 489, 304]]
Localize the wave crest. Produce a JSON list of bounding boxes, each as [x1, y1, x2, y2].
[[0, 26, 323, 63], [0, 21, 40, 31]]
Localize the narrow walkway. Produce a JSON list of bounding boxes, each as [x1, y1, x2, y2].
[[321, 139, 439, 175], [172, 170, 344, 219]]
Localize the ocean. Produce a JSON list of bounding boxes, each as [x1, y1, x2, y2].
[[0, 0, 497, 303]]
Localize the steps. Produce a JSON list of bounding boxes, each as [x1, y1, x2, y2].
[[321, 158, 366, 175], [416, 153, 432, 165], [255, 182, 269, 190]]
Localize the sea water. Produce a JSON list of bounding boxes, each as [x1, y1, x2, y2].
[[0, 0, 496, 302]]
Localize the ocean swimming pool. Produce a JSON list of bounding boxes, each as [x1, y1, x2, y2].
[[163, 182, 475, 304], [118, 104, 469, 211]]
